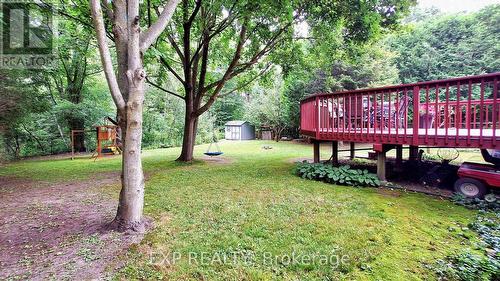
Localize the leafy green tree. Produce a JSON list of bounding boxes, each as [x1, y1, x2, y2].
[[0, 70, 113, 159], [148, 0, 415, 161], [211, 92, 246, 128], [36, 19, 99, 152], [244, 69, 291, 141], [388, 4, 500, 83], [0, 70, 49, 158], [142, 88, 185, 148], [0, 11, 115, 158], [282, 41, 400, 137]]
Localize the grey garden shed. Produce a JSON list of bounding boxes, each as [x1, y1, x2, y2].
[[224, 121, 255, 140]]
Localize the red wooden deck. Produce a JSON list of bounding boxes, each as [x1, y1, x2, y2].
[[300, 73, 500, 149]]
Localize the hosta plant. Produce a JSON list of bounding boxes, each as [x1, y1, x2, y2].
[[295, 162, 380, 187]]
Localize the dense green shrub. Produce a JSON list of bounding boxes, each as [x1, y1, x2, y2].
[[295, 162, 380, 187]]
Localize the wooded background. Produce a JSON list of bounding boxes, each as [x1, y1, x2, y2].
[[1, 3, 499, 160]]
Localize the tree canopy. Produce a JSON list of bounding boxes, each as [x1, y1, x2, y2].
[[388, 4, 500, 83], [3, 2, 500, 159]]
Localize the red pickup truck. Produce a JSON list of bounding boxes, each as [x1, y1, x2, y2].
[[454, 150, 500, 198]]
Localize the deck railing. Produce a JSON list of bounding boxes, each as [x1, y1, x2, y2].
[[300, 72, 500, 149]]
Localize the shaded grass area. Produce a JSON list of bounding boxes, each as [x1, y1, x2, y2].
[[1, 141, 481, 280]]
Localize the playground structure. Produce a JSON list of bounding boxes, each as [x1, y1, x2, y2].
[[70, 120, 122, 160], [300, 72, 500, 180], [92, 125, 121, 159]]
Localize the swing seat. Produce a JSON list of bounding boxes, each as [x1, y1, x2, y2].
[[204, 151, 223, 157], [205, 139, 223, 157]]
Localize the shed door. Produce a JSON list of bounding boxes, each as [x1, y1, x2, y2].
[[232, 126, 240, 140], [225, 126, 240, 140]]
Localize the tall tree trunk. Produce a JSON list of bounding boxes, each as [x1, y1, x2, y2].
[[108, 1, 147, 231], [91, 0, 180, 233], [111, 87, 145, 232], [177, 109, 198, 162]]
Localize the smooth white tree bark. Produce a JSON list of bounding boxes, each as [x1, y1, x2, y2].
[[90, 0, 180, 232]]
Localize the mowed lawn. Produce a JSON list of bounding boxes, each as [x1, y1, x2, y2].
[[0, 141, 479, 280]]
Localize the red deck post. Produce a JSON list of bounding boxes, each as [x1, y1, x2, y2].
[[412, 86, 420, 145], [493, 78, 498, 146], [315, 96, 320, 140]]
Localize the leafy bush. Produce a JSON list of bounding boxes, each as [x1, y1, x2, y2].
[[295, 162, 380, 187]]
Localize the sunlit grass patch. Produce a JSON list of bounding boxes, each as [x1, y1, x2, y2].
[[1, 140, 482, 280]]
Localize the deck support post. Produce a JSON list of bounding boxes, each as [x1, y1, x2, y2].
[[409, 145, 419, 162], [349, 142, 355, 160], [313, 140, 320, 163], [374, 144, 394, 182], [396, 145, 403, 166], [377, 151, 387, 181], [331, 141, 339, 166]]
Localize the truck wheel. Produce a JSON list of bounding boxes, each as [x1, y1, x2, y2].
[[454, 178, 488, 198]]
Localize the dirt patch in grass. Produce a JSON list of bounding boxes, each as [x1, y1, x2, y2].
[[200, 155, 234, 164], [392, 181, 454, 198], [0, 174, 143, 280], [12, 152, 94, 162]]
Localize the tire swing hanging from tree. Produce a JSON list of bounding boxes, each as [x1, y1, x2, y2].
[[204, 113, 223, 157]]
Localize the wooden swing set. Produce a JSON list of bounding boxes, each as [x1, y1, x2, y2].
[[70, 118, 122, 160]]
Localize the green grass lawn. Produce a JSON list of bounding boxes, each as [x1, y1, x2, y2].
[[1, 140, 481, 280]]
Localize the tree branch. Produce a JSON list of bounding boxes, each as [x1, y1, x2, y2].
[[140, 0, 181, 52], [146, 0, 152, 27], [39, 0, 114, 40], [235, 22, 291, 70], [159, 56, 185, 84], [190, 3, 239, 65], [101, 1, 114, 20], [196, 30, 210, 97], [166, 33, 185, 62], [84, 69, 104, 77], [58, 52, 70, 80], [145, 76, 185, 100], [219, 63, 272, 98], [89, 0, 125, 111], [21, 123, 45, 152], [195, 20, 247, 116], [203, 21, 291, 94], [187, 0, 202, 25]]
